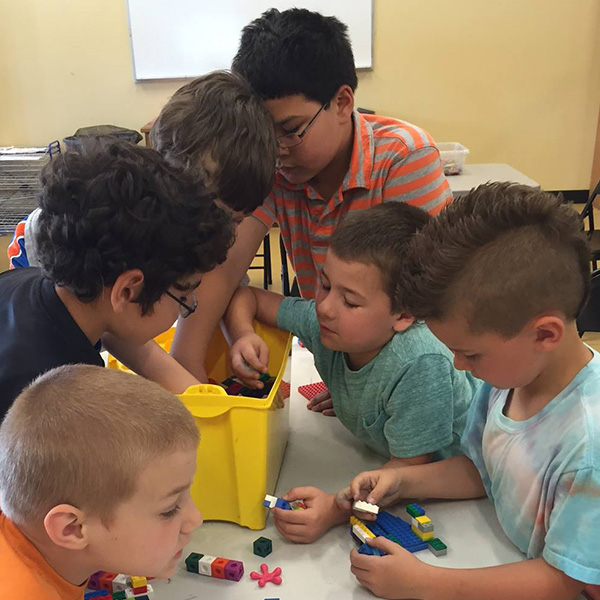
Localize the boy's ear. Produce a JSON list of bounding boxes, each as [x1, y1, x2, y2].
[[44, 504, 89, 551], [332, 85, 354, 122], [110, 269, 145, 312], [393, 312, 415, 333], [531, 314, 564, 351]]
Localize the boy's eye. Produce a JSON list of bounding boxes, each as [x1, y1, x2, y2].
[[463, 354, 480, 361], [161, 505, 181, 519], [320, 281, 331, 291], [343, 298, 358, 308]]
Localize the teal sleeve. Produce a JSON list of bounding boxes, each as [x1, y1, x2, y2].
[[384, 354, 457, 458], [543, 467, 600, 584], [276, 298, 321, 354]]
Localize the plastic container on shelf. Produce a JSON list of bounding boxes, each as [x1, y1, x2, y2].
[[437, 142, 470, 176], [108, 323, 292, 530]]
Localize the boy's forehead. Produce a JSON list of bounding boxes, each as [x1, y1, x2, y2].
[[264, 94, 322, 125]]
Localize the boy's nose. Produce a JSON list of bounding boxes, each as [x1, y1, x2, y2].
[[453, 355, 468, 372], [183, 504, 203, 533]]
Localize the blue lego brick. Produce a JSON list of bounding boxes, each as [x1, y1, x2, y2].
[[369, 511, 429, 553], [275, 498, 291, 510], [406, 503, 425, 518]]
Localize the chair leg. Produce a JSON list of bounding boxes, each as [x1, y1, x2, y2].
[[280, 235, 290, 296], [264, 233, 272, 286]]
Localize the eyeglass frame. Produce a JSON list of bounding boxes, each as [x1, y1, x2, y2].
[[165, 290, 198, 318], [276, 102, 330, 149]]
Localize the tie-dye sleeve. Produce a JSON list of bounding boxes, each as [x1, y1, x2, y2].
[[543, 466, 600, 584]]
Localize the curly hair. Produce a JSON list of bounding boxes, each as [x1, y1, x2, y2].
[[403, 182, 590, 336], [232, 8, 358, 104], [150, 71, 276, 213], [35, 139, 234, 314], [329, 202, 430, 313]]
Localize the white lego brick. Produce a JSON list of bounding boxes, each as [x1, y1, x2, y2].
[[264, 494, 277, 508], [125, 584, 154, 598], [352, 524, 370, 544], [198, 555, 217, 576], [353, 499, 379, 515], [112, 573, 129, 592]]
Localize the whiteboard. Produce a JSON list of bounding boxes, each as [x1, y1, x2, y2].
[[126, 0, 373, 81]]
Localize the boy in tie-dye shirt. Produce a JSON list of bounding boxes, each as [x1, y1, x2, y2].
[[338, 183, 599, 600]]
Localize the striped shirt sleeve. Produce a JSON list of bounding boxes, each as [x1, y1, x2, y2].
[[382, 146, 452, 215]]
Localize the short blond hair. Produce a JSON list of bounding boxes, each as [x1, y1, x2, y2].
[[0, 365, 199, 526]]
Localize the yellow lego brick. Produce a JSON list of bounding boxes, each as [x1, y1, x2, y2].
[[350, 516, 375, 538], [130, 576, 147, 588], [411, 525, 434, 541], [415, 515, 431, 526]]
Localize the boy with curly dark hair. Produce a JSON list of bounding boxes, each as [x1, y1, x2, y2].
[[0, 139, 233, 417]]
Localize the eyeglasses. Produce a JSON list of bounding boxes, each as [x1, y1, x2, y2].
[[276, 102, 330, 149], [165, 290, 198, 318]]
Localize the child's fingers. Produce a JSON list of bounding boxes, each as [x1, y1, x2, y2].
[[283, 485, 318, 501], [256, 343, 270, 372], [321, 408, 336, 417], [367, 536, 400, 555], [272, 507, 308, 525], [231, 352, 260, 379], [335, 486, 353, 510]]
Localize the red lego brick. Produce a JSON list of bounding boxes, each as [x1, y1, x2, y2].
[[298, 381, 328, 401]]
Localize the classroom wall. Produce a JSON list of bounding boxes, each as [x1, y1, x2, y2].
[[1, 0, 599, 191]]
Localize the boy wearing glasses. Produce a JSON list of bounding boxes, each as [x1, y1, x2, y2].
[[0, 140, 233, 417], [171, 8, 452, 382]]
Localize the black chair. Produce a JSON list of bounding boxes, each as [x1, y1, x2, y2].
[[577, 269, 600, 335], [248, 234, 272, 290], [580, 178, 600, 269]]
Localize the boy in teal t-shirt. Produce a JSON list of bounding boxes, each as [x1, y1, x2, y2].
[[223, 202, 480, 543]]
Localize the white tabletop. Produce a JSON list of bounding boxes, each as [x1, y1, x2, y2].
[[151, 339, 582, 600], [448, 163, 540, 195]]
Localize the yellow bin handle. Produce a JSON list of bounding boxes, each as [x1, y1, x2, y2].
[[179, 383, 232, 419]]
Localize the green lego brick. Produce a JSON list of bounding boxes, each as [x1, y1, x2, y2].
[[112, 592, 127, 600], [406, 503, 425, 518], [428, 538, 447, 557]]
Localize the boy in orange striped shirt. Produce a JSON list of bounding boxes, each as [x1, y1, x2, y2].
[[172, 8, 452, 381]]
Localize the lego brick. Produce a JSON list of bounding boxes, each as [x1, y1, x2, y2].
[[98, 572, 117, 592], [411, 525, 434, 541], [263, 494, 278, 509], [111, 574, 129, 592], [211, 557, 229, 579], [406, 503, 425, 518], [113, 592, 127, 600], [185, 552, 204, 574], [353, 499, 379, 515], [198, 555, 217, 576], [84, 592, 111, 600], [87, 572, 103, 590], [224, 559, 244, 582], [298, 381, 328, 401], [290, 499, 307, 510], [125, 584, 154, 599], [253, 536, 273, 557], [130, 576, 147, 589], [428, 538, 448, 557], [372, 511, 430, 553], [275, 497, 291, 510]]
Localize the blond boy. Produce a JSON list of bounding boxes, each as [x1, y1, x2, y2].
[[0, 365, 202, 599]]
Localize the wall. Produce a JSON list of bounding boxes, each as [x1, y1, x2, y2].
[[1, 0, 599, 190]]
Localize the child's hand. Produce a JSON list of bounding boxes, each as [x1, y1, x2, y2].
[[229, 333, 270, 388], [273, 486, 348, 543], [307, 389, 336, 416], [350, 537, 428, 599], [337, 468, 405, 514]]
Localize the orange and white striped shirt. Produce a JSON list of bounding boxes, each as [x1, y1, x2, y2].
[[252, 111, 452, 299]]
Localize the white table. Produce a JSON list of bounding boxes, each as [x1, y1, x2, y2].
[[151, 339, 582, 600], [448, 163, 540, 197]]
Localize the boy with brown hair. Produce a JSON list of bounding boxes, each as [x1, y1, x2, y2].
[[8, 70, 276, 268], [0, 364, 203, 599], [339, 183, 599, 600], [223, 202, 478, 543], [171, 8, 452, 382]]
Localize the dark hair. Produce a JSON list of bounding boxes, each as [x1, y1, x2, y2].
[[232, 8, 358, 104], [329, 202, 430, 312], [150, 70, 277, 213], [403, 182, 591, 336], [35, 140, 234, 314]]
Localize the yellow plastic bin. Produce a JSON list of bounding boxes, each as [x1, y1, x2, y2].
[[108, 323, 292, 530]]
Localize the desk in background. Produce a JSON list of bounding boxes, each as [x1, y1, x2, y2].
[[149, 339, 584, 600], [448, 163, 540, 197]]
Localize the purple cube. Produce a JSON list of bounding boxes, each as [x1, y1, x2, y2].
[[224, 560, 244, 582]]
